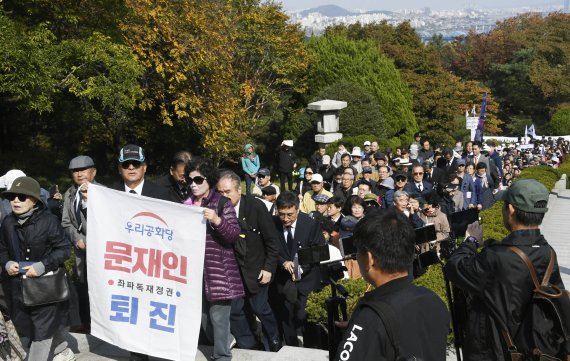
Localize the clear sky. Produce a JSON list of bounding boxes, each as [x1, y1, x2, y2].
[[278, 0, 562, 11]]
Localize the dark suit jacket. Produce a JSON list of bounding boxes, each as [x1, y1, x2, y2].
[[237, 195, 280, 294], [424, 167, 446, 187], [110, 180, 170, 201], [404, 180, 433, 199], [155, 174, 188, 203], [272, 212, 324, 296]]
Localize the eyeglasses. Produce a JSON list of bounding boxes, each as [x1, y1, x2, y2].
[[187, 176, 207, 185], [121, 161, 142, 169], [413, 172, 424, 175], [5, 194, 28, 202]]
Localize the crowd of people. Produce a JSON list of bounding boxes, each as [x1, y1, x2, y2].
[[0, 133, 567, 361]]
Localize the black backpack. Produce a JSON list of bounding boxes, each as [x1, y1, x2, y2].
[[501, 246, 570, 361]]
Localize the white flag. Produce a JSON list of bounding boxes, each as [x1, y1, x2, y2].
[[527, 124, 536, 138], [87, 185, 206, 361], [524, 125, 528, 144]]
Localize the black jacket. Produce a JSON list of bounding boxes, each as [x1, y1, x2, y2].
[[334, 277, 449, 361], [236, 195, 280, 294], [110, 180, 170, 201], [155, 174, 188, 203], [444, 229, 564, 361], [276, 147, 297, 173], [0, 206, 71, 340]]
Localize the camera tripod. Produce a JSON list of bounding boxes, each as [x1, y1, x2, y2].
[[325, 277, 349, 361]]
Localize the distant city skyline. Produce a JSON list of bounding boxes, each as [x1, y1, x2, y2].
[[278, 0, 563, 11]]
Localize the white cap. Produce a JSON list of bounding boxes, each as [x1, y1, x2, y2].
[[282, 140, 293, 147], [351, 147, 362, 157], [310, 174, 324, 183], [0, 169, 26, 189], [363, 141, 371, 146]]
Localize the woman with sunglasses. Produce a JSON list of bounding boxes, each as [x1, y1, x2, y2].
[[183, 157, 243, 361], [0, 177, 73, 361], [294, 166, 313, 198]]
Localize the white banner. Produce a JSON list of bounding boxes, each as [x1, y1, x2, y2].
[[87, 184, 206, 361]]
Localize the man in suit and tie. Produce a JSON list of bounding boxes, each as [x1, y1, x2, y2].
[[270, 191, 325, 346], [110, 144, 169, 361], [61, 155, 100, 333], [404, 164, 433, 199], [423, 161, 445, 190], [217, 171, 282, 352], [110, 144, 169, 201]]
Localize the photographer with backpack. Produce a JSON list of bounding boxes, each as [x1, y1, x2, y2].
[[445, 179, 569, 361]]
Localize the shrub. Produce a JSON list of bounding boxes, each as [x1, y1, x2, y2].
[[306, 278, 368, 323]]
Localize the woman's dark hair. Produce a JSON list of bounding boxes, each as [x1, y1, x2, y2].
[[185, 156, 219, 189], [353, 209, 415, 273], [343, 195, 365, 216]]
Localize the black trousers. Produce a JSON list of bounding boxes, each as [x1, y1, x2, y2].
[[279, 172, 293, 192], [230, 286, 279, 350]]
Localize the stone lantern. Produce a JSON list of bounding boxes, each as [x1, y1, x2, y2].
[[307, 99, 347, 146]]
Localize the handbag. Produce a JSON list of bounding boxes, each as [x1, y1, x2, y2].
[[0, 310, 26, 360], [21, 267, 70, 307]]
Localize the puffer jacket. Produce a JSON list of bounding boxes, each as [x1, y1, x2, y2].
[[185, 191, 244, 302]]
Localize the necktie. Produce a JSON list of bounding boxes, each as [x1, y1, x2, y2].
[[286, 226, 294, 255], [129, 189, 137, 194], [74, 192, 83, 231], [180, 187, 188, 200], [417, 183, 423, 192], [475, 156, 479, 165]]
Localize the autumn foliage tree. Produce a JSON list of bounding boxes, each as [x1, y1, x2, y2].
[[120, 0, 309, 161]]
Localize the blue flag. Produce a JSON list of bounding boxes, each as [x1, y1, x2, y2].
[[474, 93, 487, 143]]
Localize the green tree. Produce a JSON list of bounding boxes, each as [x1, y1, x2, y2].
[[324, 22, 501, 145], [551, 105, 570, 135], [306, 35, 417, 146]]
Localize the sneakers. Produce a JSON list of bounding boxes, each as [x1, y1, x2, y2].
[[53, 347, 76, 361]]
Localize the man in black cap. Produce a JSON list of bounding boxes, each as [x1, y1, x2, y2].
[[252, 168, 279, 197], [110, 144, 169, 200], [110, 145, 168, 360], [445, 179, 565, 360], [61, 155, 100, 332]]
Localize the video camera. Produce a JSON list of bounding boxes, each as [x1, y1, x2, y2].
[[297, 237, 356, 284]]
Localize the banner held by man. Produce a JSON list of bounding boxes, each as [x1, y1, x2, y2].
[[87, 184, 206, 361]]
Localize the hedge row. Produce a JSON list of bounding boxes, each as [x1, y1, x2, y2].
[[306, 161, 569, 325]]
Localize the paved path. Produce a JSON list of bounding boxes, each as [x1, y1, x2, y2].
[[541, 175, 570, 286]]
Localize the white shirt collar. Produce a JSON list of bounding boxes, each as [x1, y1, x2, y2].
[[125, 180, 145, 195]]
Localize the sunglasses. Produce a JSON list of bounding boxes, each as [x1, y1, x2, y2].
[[5, 193, 28, 202], [186, 176, 207, 185], [121, 161, 143, 169], [413, 172, 424, 175], [305, 172, 314, 175], [257, 175, 267, 179]]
